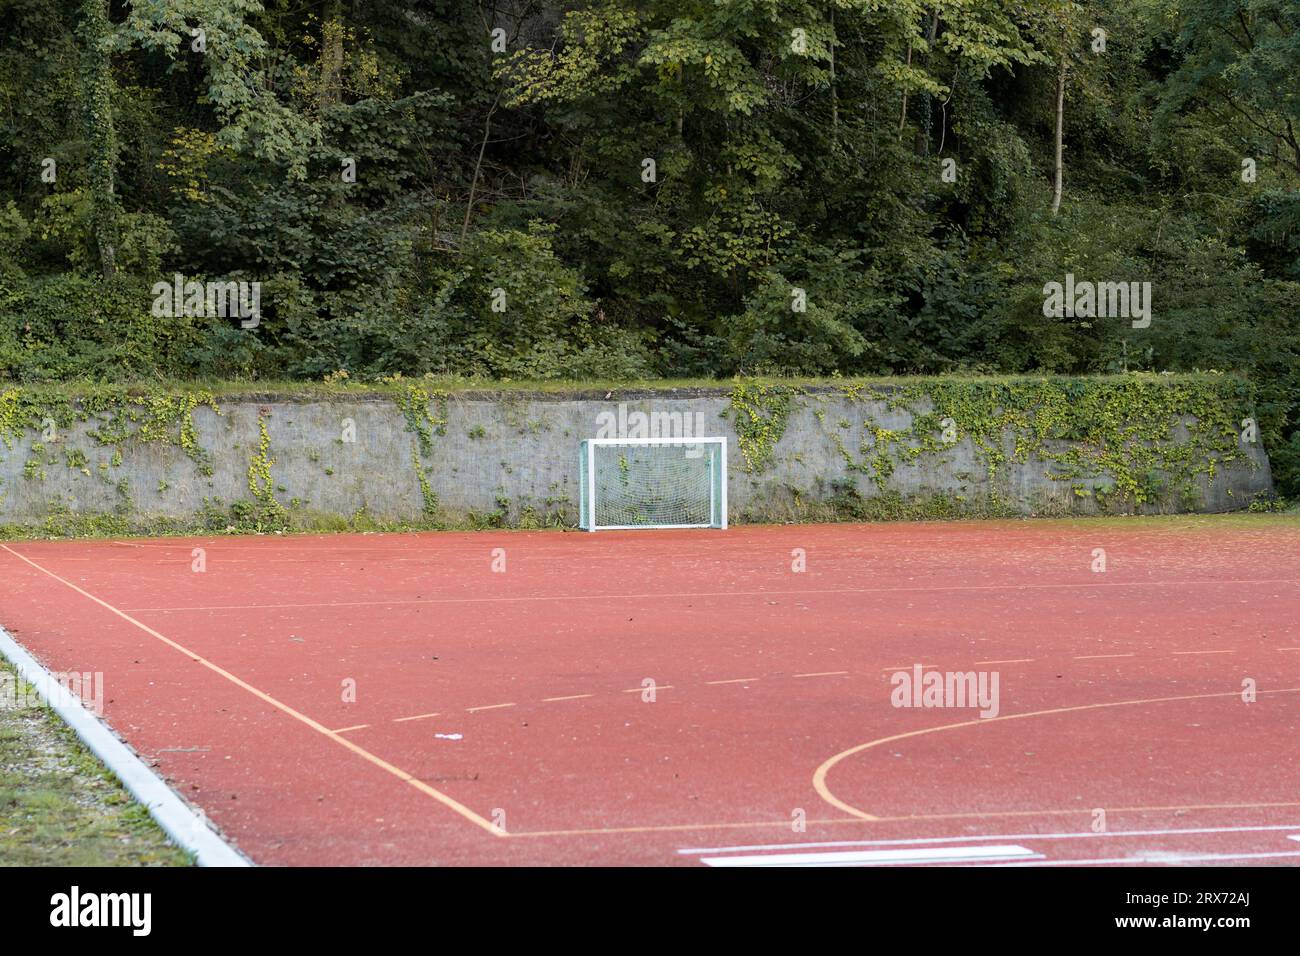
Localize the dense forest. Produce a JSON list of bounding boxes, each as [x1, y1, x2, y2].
[[0, 1, 1297, 490]]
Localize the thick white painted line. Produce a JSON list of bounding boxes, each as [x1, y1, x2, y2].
[[988, 850, 1300, 867], [679, 822, 1300, 856], [1289, 835, 1300, 843], [0, 624, 250, 867], [700, 845, 1038, 867]]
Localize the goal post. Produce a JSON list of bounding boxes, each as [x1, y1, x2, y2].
[[579, 437, 727, 531]]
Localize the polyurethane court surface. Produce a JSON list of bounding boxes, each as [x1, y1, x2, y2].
[[2, 518, 1298, 867]]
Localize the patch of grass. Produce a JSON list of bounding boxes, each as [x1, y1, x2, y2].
[[6, 371, 1246, 403], [0, 498, 1294, 543], [0, 662, 193, 866]]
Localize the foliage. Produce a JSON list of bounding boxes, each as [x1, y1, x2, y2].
[[0, 0, 1296, 497]]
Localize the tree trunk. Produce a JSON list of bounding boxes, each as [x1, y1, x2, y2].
[[914, 9, 940, 155], [319, 3, 345, 112], [1050, 50, 1067, 217], [899, 41, 913, 133], [461, 93, 500, 246], [676, 64, 684, 139], [81, 0, 118, 278], [829, 8, 838, 129]]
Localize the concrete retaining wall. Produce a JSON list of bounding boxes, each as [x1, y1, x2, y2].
[[0, 386, 1274, 528]]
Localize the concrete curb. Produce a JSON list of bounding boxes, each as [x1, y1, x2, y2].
[[0, 623, 251, 867]]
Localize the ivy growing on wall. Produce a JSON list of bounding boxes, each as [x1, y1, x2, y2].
[[727, 382, 794, 473], [0, 385, 218, 463], [391, 379, 448, 517], [730, 374, 1258, 513], [0, 375, 1271, 538]]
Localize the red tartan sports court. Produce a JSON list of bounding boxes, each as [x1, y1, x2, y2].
[[2, 516, 1298, 866]]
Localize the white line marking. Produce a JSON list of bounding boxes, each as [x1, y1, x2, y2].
[[542, 694, 593, 703], [466, 702, 515, 713], [989, 850, 1300, 867], [331, 724, 370, 733], [975, 659, 1034, 665], [1074, 653, 1135, 660], [118, 576, 1300, 613], [705, 678, 759, 685], [0, 544, 505, 838], [393, 712, 440, 723], [700, 845, 1039, 867], [793, 671, 849, 678], [1289, 835, 1300, 843], [1172, 650, 1232, 655], [678, 823, 1300, 855]]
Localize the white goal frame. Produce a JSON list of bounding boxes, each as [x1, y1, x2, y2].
[[579, 436, 728, 531]]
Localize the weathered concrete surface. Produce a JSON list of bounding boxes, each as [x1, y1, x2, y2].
[[0, 391, 1274, 527]]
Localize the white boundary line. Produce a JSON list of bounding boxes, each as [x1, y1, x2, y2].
[[678, 822, 1300, 855], [701, 845, 1041, 867], [987, 850, 1300, 867], [120, 576, 1300, 612], [0, 623, 250, 867]]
